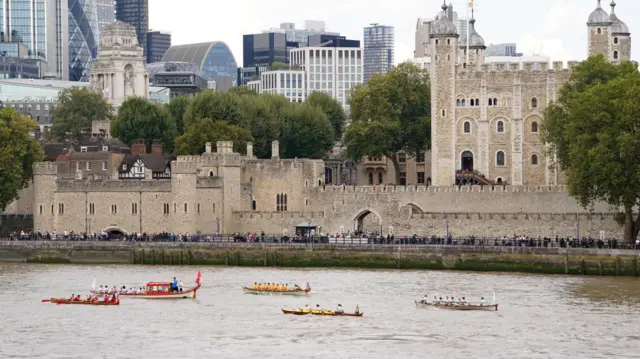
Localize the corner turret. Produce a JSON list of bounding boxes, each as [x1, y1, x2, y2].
[[459, 8, 485, 67], [609, 1, 631, 62], [587, 0, 612, 58]]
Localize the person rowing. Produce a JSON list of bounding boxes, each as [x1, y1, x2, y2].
[[335, 304, 344, 314], [299, 304, 310, 313], [355, 304, 360, 315], [480, 297, 486, 306], [422, 294, 429, 304], [461, 297, 467, 305]]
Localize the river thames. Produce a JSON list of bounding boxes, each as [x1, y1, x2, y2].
[[0, 264, 638, 358]]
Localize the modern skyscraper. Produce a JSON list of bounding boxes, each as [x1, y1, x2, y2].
[[96, 0, 115, 32], [115, 0, 148, 56], [0, 0, 69, 79], [146, 30, 171, 63], [363, 24, 394, 84], [485, 43, 519, 57], [262, 21, 339, 47], [69, 0, 100, 81]]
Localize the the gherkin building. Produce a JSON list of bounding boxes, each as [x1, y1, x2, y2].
[[69, 0, 99, 82]]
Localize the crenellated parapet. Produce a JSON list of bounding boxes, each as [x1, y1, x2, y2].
[[33, 162, 58, 176], [55, 179, 172, 192], [316, 185, 569, 194]]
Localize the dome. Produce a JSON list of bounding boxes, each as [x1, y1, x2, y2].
[[609, 1, 630, 35], [587, 0, 612, 25], [463, 13, 485, 48], [430, 2, 457, 37]]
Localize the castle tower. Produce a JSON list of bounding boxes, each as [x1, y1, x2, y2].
[[460, 9, 486, 68], [430, 1, 459, 186], [33, 163, 58, 232], [609, 1, 631, 62], [587, 0, 613, 59], [90, 21, 149, 109]]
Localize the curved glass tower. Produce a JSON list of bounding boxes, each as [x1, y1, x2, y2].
[[69, 0, 99, 81]]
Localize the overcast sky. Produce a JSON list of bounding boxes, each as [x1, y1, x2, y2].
[[149, 0, 639, 66]]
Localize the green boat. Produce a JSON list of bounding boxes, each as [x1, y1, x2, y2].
[[242, 287, 310, 296]]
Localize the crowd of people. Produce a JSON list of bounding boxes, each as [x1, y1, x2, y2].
[[419, 295, 488, 306], [67, 293, 119, 304], [251, 283, 304, 292]]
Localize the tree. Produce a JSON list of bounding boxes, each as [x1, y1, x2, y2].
[[228, 86, 258, 97], [0, 108, 43, 211], [166, 96, 192, 135], [344, 62, 431, 183], [183, 90, 242, 128], [280, 103, 334, 159], [268, 62, 301, 71], [50, 87, 113, 140], [111, 97, 176, 152], [239, 94, 290, 158], [306, 91, 346, 140], [174, 119, 254, 155], [541, 55, 640, 243]]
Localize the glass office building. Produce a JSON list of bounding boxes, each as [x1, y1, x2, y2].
[[363, 24, 394, 84], [161, 41, 238, 83], [96, 0, 115, 32], [69, 0, 99, 81], [115, 0, 148, 56], [146, 30, 171, 63]]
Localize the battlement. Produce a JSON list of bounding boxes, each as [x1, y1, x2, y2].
[[318, 185, 569, 194], [410, 212, 620, 220], [196, 177, 223, 188], [55, 179, 172, 192], [172, 161, 198, 175], [33, 162, 58, 175], [242, 158, 322, 172], [233, 211, 326, 219]]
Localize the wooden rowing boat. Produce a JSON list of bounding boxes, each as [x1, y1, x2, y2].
[[93, 270, 201, 300], [46, 298, 119, 306], [242, 287, 309, 296], [281, 309, 363, 317], [414, 301, 498, 311]]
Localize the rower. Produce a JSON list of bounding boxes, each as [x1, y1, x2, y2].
[[336, 304, 344, 314], [283, 283, 289, 291], [461, 297, 467, 305], [480, 297, 486, 306], [355, 304, 360, 315], [171, 277, 178, 293], [455, 298, 460, 305], [253, 282, 258, 289], [432, 296, 437, 304], [445, 296, 449, 305], [69, 293, 75, 300], [423, 294, 429, 304]]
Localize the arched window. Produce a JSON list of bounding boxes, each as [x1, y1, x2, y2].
[[463, 63, 467, 69], [435, 39, 439, 45], [470, 99, 475, 106], [531, 97, 538, 109], [613, 51, 619, 59], [456, 99, 461, 106], [497, 121, 504, 133], [488, 98, 493, 106], [368, 172, 373, 185], [531, 154, 538, 165], [209, 171, 214, 177], [447, 39, 450, 45], [447, 55, 451, 61], [378, 171, 383, 184], [441, 109, 446, 117], [614, 37, 619, 44], [463, 121, 471, 133], [252, 200, 257, 210], [461, 99, 466, 106], [493, 98, 498, 106], [496, 151, 505, 166], [276, 194, 281, 212], [597, 28, 601, 34], [531, 121, 538, 133], [475, 98, 479, 106]]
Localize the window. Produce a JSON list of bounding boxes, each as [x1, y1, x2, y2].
[[39, 205, 42, 215], [416, 152, 425, 163], [174, 203, 177, 213], [398, 153, 406, 163], [102, 146, 108, 152], [58, 203, 64, 215], [447, 39, 450, 45], [184, 203, 188, 213], [368, 172, 374, 185], [163, 203, 170, 215], [80, 146, 87, 152], [102, 161, 107, 171], [461, 99, 465, 106], [417, 172, 425, 184], [51, 205, 54, 214], [76, 162, 81, 171], [456, 99, 461, 106], [496, 151, 505, 166], [613, 51, 619, 60], [614, 37, 619, 44], [131, 203, 138, 215], [475, 98, 479, 106], [89, 203, 95, 215], [597, 28, 601, 34], [488, 98, 493, 106], [111, 204, 118, 214], [493, 98, 498, 106], [441, 109, 445, 117], [497, 121, 504, 133], [531, 97, 538, 109], [399, 172, 406, 185], [531, 121, 538, 133], [86, 162, 91, 171], [378, 171, 383, 184], [470, 99, 475, 106], [463, 121, 471, 133], [197, 204, 200, 214], [435, 39, 439, 45], [276, 193, 288, 212], [212, 203, 216, 212], [531, 154, 538, 165]]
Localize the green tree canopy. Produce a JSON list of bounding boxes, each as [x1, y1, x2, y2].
[[166, 96, 193, 135], [183, 90, 242, 128], [306, 91, 346, 140], [344, 62, 431, 183], [541, 55, 640, 242], [111, 97, 177, 153], [0, 108, 43, 211], [228, 86, 259, 97], [239, 94, 290, 158], [174, 119, 254, 155], [50, 87, 113, 140], [280, 103, 334, 159]]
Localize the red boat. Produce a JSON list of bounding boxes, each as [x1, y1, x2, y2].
[[91, 270, 201, 299]]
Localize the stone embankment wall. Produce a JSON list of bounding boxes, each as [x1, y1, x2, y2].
[[0, 241, 638, 276]]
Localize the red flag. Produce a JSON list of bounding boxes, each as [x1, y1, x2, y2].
[[196, 270, 201, 285], [305, 282, 311, 291]]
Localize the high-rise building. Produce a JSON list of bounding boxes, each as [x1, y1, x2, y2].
[[146, 30, 171, 63], [242, 32, 298, 67], [262, 21, 339, 46], [96, 0, 115, 32], [115, 0, 148, 56], [69, 0, 100, 81], [0, 0, 68, 79], [485, 43, 519, 57], [414, 17, 434, 57], [363, 24, 394, 83]]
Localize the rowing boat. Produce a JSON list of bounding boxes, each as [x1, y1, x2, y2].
[[414, 301, 498, 311], [242, 287, 309, 296], [93, 270, 201, 300], [281, 309, 363, 317], [45, 298, 119, 306]]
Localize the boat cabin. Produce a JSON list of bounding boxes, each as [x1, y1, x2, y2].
[[145, 282, 175, 295]]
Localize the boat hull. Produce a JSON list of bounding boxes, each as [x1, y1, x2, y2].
[[281, 309, 363, 317], [242, 287, 309, 296], [414, 301, 498, 311], [49, 298, 119, 306]]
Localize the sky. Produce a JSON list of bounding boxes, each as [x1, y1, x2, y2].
[[148, 0, 639, 66]]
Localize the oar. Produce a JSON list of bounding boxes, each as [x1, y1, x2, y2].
[[41, 299, 51, 302]]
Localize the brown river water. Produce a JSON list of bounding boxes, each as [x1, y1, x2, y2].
[[0, 263, 639, 359]]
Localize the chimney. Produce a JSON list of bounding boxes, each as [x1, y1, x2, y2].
[[271, 140, 279, 159], [246, 142, 254, 158], [205, 142, 212, 153], [151, 139, 162, 154], [131, 139, 146, 156]]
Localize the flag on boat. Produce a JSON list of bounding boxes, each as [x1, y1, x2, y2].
[[305, 282, 311, 291], [91, 277, 96, 290], [196, 270, 201, 285], [492, 292, 497, 305]]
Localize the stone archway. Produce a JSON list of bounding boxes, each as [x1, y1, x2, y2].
[[461, 151, 474, 171], [353, 209, 382, 234], [102, 226, 127, 239]]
